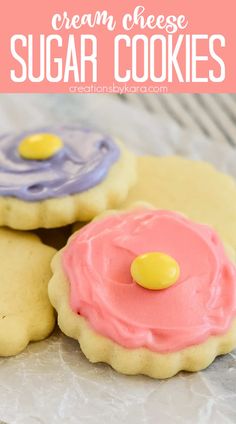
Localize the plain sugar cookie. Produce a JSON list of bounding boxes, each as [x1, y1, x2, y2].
[[121, 156, 236, 252], [0, 228, 56, 356]]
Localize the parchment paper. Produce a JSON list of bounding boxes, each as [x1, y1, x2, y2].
[[0, 94, 235, 424]]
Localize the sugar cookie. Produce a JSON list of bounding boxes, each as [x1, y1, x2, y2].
[[0, 125, 136, 229], [0, 229, 56, 356], [121, 156, 236, 251], [49, 207, 236, 378]]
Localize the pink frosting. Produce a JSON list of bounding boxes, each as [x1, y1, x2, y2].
[[62, 209, 236, 353]]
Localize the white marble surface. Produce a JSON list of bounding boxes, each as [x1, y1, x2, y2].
[[0, 94, 236, 424]]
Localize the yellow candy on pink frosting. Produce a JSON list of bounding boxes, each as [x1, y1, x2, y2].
[[62, 209, 236, 353], [131, 252, 180, 290]]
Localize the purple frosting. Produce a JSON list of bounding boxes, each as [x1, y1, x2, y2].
[[0, 125, 120, 201]]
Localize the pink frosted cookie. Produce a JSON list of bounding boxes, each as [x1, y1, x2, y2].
[[49, 207, 236, 378]]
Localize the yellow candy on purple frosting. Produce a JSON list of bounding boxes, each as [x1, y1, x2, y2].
[[18, 133, 63, 160]]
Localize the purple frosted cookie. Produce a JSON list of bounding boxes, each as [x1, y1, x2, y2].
[[0, 125, 136, 230]]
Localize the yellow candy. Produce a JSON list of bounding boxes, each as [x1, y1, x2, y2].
[[18, 133, 63, 160], [131, 252, 180, 290]]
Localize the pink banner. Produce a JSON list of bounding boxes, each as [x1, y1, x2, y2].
[[0, 0, 235, 93]]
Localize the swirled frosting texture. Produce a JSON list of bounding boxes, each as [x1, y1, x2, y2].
[[63, 209, 236, 353], [0, 126, 120, 200]]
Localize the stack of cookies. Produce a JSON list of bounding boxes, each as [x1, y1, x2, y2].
[[1, 124, 236, 379]]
